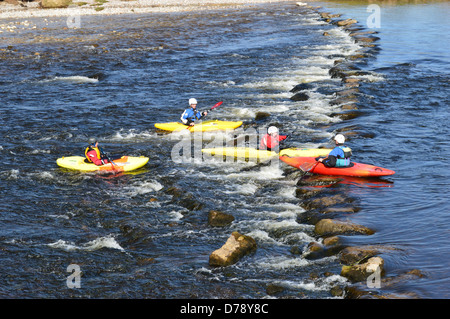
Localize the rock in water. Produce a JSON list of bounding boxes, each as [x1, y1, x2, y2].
[[208, 210, 235, 227], [209, 231, 256, 267], [41, 0, 72, 8]]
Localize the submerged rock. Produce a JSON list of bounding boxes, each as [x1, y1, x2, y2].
[[339, 245, 397, 265], [209, 231, 256, 267], [335, 19, 358, 27], [341, 256, 384, 283], [255, 111, 270, 121], [290, 83, 312, 93], [314, 218, 375, 236], [208, 210, 235, 227], [290, 92, 309, 102]]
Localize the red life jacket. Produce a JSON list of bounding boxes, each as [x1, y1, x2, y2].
[[260, 134, 287, 150], [85, 146, 109, 166]]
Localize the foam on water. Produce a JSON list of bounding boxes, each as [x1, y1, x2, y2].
[[39, 76, 99, 84], [48, 235, 124, 252]]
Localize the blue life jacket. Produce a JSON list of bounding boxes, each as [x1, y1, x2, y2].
[[335, 146, 352, 167], [181, 108, 202, 124]]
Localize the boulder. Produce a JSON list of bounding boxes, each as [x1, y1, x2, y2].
[[255, 111, 270, 121], [336, 19, 358, 27], [302, 194, 351, 210], [341, 256, 384, 283], [41, 0, 72, 8], [290, 83, 312, 93], [339, 245, 384, 265], [290, 92, 309, 102], [208, 210, 235, 227], [209, 231, 256, 267], [314, 219, 375, 236], [305, 240, 344, 260]]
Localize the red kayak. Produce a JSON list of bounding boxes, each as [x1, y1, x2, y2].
[[280, 156, 395, 177]]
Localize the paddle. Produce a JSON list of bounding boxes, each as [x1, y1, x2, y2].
[[298, 160, 320, 179], [187, 101, 223, 130], [99, 146, 118, 172], [209, 101, 223, 111]]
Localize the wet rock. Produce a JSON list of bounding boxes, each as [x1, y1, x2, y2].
[[355, 36, 380, 43], [323, 235, 339, 246], [164, 186, 183, 198], [345, 269, 425, 299], [349, 31, 378, 37], [290, 92, 309, 102], [330, 285, 345, 297], [319, 12, 341, 19], [341, 104, 358, 110], [209, 231, 257, 267], [330, 95, 358, 106], [41, 0, 71, 8], [180, 193, 203, 211], [314, 219, 375, 236], [255, 111, 270, 121], [343, 77, 360, 85], [320, 206, 360, 215], [381, 269, 426, 287], [341, 256, 384, 283], [208, 210, 235, 227], [165, 186, 203, 211], [335, 19, 358, 27], [290, 83, 312, 93], [336, 88, 359, 96], [339, 245, 388, 265], [266, 283, 285, 296], [302, 194, 352, 210], [331, 110, 363, 121], [305, 240, 344, 260]]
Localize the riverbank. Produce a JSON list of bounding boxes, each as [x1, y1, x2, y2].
[[0, 0, 293, 19]]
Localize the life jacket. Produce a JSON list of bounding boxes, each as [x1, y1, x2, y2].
[[335, 146, 352, 167], [85, 146, 101, 163], [260, 134, 287, 150], [180, 107, 202, 124]]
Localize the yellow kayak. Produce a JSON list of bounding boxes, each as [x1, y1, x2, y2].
[[202, 147, 277, 160], [279, 148, 333, 158], [56, 156, 149, 172], [154, 120, 243, 132], [202, 147, 333, 160]]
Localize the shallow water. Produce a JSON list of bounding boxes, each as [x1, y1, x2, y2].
[[0, 1, 449, 299]]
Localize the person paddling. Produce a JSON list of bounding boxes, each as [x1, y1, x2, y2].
[[180, 98, 208, 126], [318, 134, 352, 167], [85, 140, 111, 166], [259, 126, 288, 151]]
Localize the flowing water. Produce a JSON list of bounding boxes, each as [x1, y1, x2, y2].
[[0, 1, 449, 299]]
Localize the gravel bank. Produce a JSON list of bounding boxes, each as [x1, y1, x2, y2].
[[0, 0, 296, 19]]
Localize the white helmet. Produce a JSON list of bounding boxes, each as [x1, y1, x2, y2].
[[189, 98, 197, 105], [334, 134, 345, 144], [268, 126, 279, 135]]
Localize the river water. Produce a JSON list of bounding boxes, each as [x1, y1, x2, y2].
[[0, 1, 448, 300]]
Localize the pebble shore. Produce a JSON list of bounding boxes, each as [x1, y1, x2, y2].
[[0, 0, 292, 19]]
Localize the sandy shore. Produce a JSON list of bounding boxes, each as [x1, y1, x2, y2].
[[0, 0, 300, 19]]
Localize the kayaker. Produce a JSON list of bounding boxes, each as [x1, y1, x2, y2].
[[180, 98, 208, 126], [85, 140, 110, 166], [318, 134, 352, 167], [259, 126, 288, 151]]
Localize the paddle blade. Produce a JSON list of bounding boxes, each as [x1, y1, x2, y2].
[[210, 101, 223, 110], [299, 161, 318, 173]]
